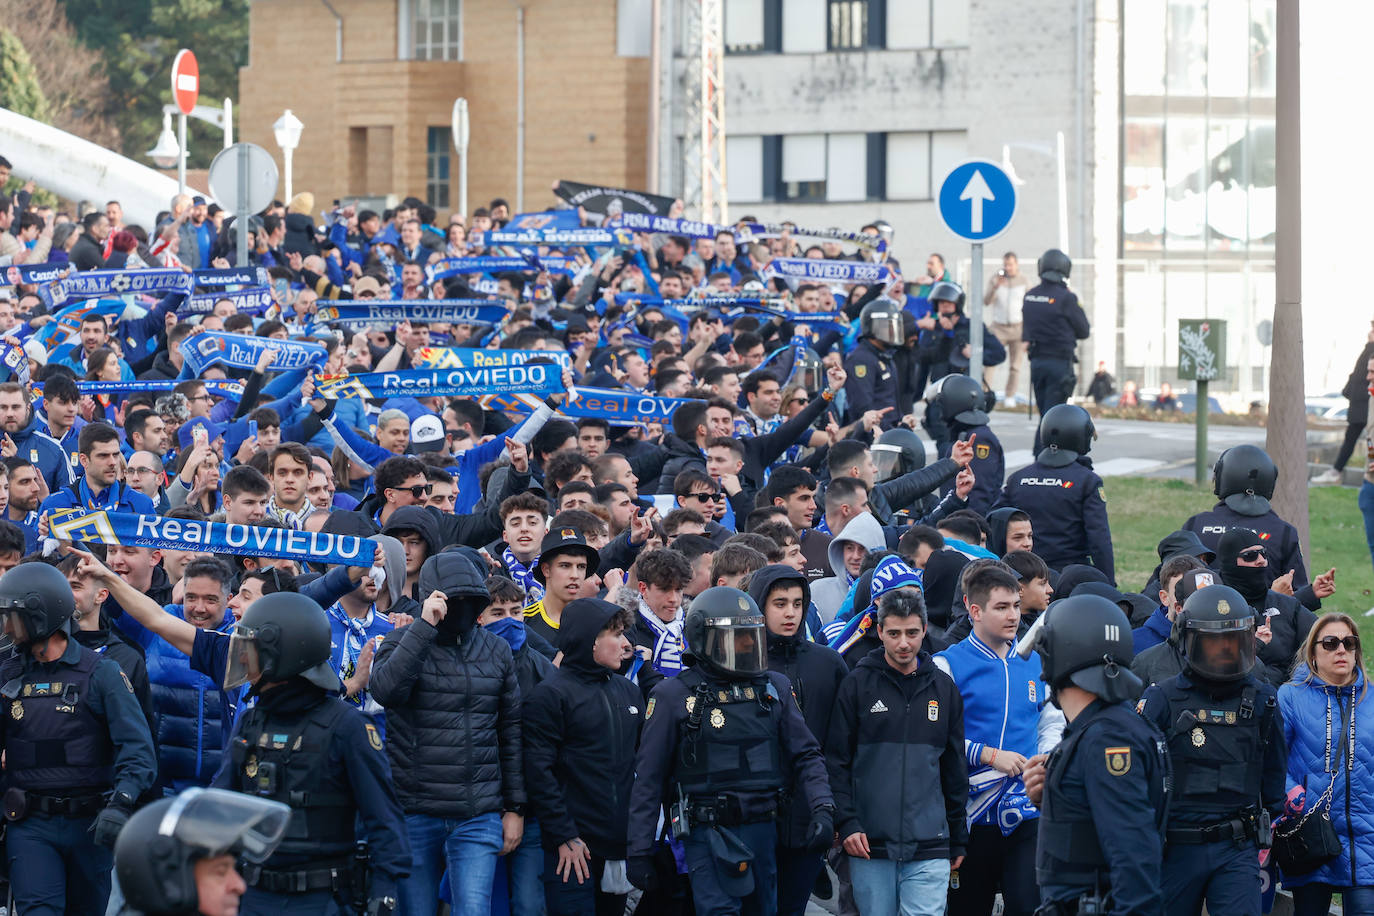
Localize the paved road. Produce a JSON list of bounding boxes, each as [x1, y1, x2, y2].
[[922, 409, 1271, 480]]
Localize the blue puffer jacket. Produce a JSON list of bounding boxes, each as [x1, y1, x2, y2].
[[146, 604, 236, 792], [1278, 665, 1374, 888]]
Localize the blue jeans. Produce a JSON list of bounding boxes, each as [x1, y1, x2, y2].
[[849, 855, 951, 916], [401, 811, 503, 916], [1293, 884, 1374, 916], [494, 818, 545, 916], [1359, 482, 1374, 575], [6, 812, 112, 916]]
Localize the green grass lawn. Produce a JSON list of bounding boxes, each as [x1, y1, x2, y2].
[[1106, 478, 1374, 626]]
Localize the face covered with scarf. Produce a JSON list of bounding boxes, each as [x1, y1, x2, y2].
[[1216, 527, 1269, 605]]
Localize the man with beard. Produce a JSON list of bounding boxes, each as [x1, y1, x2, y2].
[[3, 457, 42, 553]]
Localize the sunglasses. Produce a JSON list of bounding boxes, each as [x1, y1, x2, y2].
[[390, 484, 433, 498], [685, 491, 722, 503], [1238, 548, 1266, 563], [1318, 635, 1360, 652]]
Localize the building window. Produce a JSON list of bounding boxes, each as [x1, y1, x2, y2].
[[726, 0, 781, 53], [781, 135, 827, 202], [827, 0, 884, 50], [426, 127, 450, 209], [414, 0, 460, 61], [729, 131, 903, 202], [883, 130, 967, 201]]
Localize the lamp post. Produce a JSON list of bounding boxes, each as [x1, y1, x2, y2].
[[272, 109, 303, 202], [147, 111, 182, 173]]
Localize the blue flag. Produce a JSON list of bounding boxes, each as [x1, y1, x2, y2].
[[48, 509, 377, 567], [180, 332, 328, 375], [316, 363, 565, 400]]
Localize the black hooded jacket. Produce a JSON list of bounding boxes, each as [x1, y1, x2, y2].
[[1216, 528, 1316, 687], [653, 434, 707, 494], [522, 598, 642, 858], [370, 552, 525, 820], [751, 565, 848, 847]]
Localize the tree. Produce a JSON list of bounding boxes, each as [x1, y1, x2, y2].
[[0, 28, 51, 123], [57, 0, 249, 168], [0, 0, 116, 148]]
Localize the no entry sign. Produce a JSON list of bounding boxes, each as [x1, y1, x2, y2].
[[171, 49, 199, 115]]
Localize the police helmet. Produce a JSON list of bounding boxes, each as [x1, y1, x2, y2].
[[1016, 594, 1142, 705], [1036, 404, 1095, 468], [859, 301, 903, 346], [1212, 445, 1277, 515], [928, 280, 965, 310], [792, 346, 824, 392], [938, 374, 990, 426], [1037, 249, 1072, 283], [0, 562, 76, 649], [116, 788, 290, 916], [224, 592, 339, 692], [1175, 584, 1256, 683], [682, 587, 767, 679], [872, 426, 927, 483]]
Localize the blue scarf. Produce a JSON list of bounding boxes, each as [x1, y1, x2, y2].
[[609, 213, 722, 239], [412, 346, 571, 370], [316, 363, 565, 400], [425, 256, 535, 281], [0, 340, 29, 386], [766, 258, 891, 285], [36, 299, 128, 348], [486, 226, 633, 247], [4, 262, 69, 285], [735, 222, 887, 253], [42, 268, 194, 309], [194, 267, 268, 288], [485, 616, 528, 653], [179, 332, 328, 375], [324, 601, 388, 714], [313, 300, 511, 327], [34, 379, 243, 401], [181, 287, 274, 316], [502, 545, 545, 602], [47, 509, 378, 567], [478, 386, 690, 426]]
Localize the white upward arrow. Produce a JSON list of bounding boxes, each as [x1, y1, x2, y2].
[[959, 169, 995, 234]]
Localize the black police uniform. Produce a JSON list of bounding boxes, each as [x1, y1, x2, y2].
[[1, 636, 158, 916], [628, 665, 833, 914], [843, 338, 899, 430], [215, 682, 410, 916], [939, 422, 1003, 516], [1021, 280, 1089, 420], [1036, 699, 1168, 914], [1140, 670, 1286, 916], [1182, 504, 1307, 592], [1000, 457, 1114, 583]]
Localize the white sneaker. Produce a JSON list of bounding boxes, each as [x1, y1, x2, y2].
[[1311, 468, 1343, 485], [1003, 397, 1017, 408]]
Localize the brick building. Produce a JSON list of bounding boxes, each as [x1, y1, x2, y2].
[[238, 0, 653, 216]]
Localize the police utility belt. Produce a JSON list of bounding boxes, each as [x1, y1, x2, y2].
[[240, 856, 355, 894], [1166, 805, 1271, 848], [2, 788, 104, 821], [674, 791, 781, 832]]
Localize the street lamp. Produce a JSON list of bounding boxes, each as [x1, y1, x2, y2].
[[147, 111, 181, 171], [272, 109, 303, 202]]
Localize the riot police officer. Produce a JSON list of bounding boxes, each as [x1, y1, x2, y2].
[[217, 591, 410, 916], [627, 587, 835, 914], [0, 561, 158, 916], [935, 374, 1003, 514], [1021, 249, 1089, 445], [843, 301, 901, 430], [1139, 584, 1286, 916], [999, 404, 1114, 583], [115, 787, 291, 916], [918, 280, 971, 384], [1019, 594, 1167, 915], [1182, 445, 1313, 603], [872, 426, 941, 525]]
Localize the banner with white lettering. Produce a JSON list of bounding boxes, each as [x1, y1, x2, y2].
[[42, 269, 194, 309], [193, 267, 269, 288], [480, 387, 691, 426], [553, 180, 678, 216], [180, 287, 274, 316], [411, 347, 571, 370], [48, 509, 377, 567], [312, 300, 511, 327], [315, 363, 565, 400], [608, 213, 723, 239], [765, 258, 892, 285], [179, 332, 328, 375]]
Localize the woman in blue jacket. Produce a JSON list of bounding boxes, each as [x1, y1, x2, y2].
[[1278, 613, 1374, 915]]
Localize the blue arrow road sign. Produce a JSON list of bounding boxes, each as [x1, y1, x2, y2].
[[938, 160, 1017, 241]]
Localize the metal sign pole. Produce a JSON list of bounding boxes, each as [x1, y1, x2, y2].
[[236, 145, 249, 268], [969, 242, 984, 385], [177, 113, 187, 197]]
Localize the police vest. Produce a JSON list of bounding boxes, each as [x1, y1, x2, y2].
[[230, 697, 357, 858], [1158, 679, 1273, 817], [673, 675, 785, 800], [1, 647, 114, 794], [1035, 710, 1167, 890]]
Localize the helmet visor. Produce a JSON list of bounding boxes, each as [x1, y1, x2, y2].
[[223, 625, 264, 691], [159, 787, 291, 863], [794, 353, 823, 392], [700, 616, 767, 676], [0, 609, 30, 646], [871, 444, 907, 483], [1183, 628, 1256, 681], [867, 312, 902, 345]]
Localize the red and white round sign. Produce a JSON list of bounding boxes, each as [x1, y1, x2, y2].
[[171, 49, 199, 116]]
